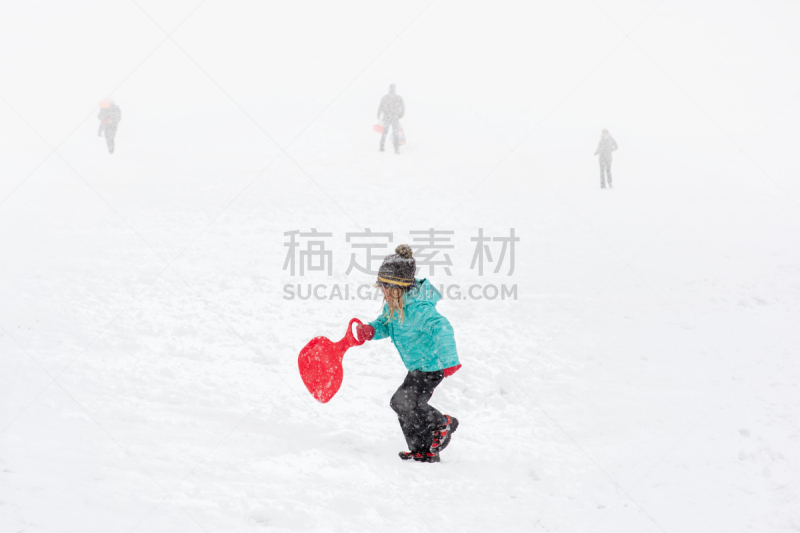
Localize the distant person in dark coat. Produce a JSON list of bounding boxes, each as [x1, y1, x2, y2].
[[377, 84, 404, 154], [98, 100, 122, 154], [594, 129, 618, 188]]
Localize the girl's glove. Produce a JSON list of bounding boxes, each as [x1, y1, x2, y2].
[[356, 324, 375, 342]]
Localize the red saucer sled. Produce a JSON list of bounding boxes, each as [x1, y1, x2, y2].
[[372, 123, 406, 145], [298, 318, 366, 403]]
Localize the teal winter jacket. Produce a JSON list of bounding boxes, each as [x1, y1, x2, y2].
[[369, 279, 460, 372]]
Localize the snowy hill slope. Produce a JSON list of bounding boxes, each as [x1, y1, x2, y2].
[[2, 1, 800, 532]]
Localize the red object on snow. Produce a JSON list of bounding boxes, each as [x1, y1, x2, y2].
[[356, 323, 374, 341], [298, 318, 366, 403], [373, 123, 384, 133], [443, 364, 462, 378]]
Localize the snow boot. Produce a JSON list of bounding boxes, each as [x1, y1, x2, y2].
[[430, 415, 458, 454], [399, 451, 440, 463]]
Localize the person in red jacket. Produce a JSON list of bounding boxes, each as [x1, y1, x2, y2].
[[97, 100, 122, 154]]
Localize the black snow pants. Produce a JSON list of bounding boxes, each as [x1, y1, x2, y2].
[[380, 118, 400, 152], [390, 370, 444, 453], [599, 155, 612, 187], [104, 124, 118, 153]]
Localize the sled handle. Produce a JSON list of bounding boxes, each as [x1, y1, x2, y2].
[[345, 318, 366, 347]]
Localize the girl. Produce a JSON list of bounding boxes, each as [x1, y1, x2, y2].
[[356, 245, 461, 463]]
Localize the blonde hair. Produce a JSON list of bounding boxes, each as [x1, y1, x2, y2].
[[376, 244, 414, 324], [377, 285, 406, 324]]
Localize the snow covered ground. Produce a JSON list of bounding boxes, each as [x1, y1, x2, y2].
[[2, 1, 800, 532]]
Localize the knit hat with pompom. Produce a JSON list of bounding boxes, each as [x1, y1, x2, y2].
[[376, 244, 416, 290]]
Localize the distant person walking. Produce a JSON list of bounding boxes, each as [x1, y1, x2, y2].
[[377, 84, 404, 154], [98, 100, 122, 154], [594, 129, 617, 188]]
